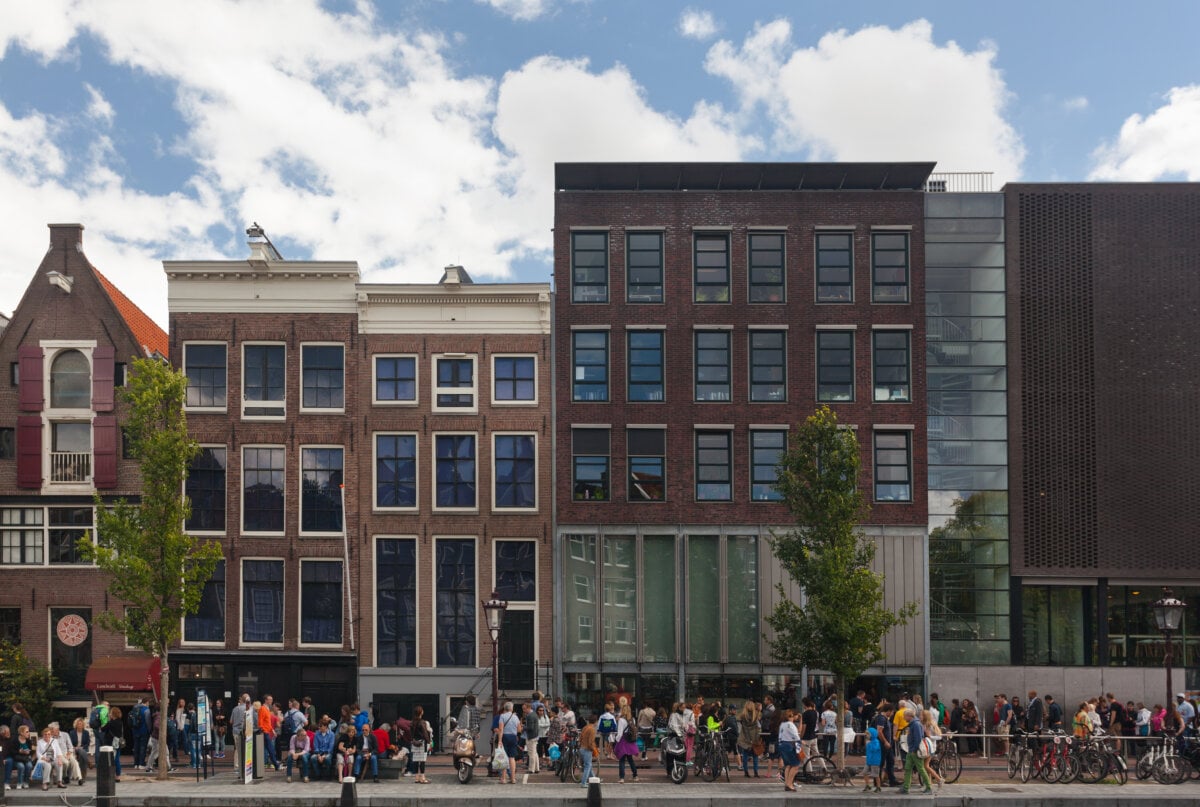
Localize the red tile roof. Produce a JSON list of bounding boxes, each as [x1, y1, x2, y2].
[[93, 269, 169, 358]]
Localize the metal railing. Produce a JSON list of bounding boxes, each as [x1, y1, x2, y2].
[[50, 451, 91, 483], [925, 172, 995, 193]]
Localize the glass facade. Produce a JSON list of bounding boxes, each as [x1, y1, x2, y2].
[[926, 193, 1011, 665]]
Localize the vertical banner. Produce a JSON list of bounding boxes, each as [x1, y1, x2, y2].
[[243, 712, 254, 784], [197, 689, 210, 747]]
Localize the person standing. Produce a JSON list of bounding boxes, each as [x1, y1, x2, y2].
[[898, 709, 932, 795], [736, 701, 760, 778], [302, 697, 317, 734], [873, 703, 898, 787], [1025, 691, 1044, 733], [495, 701, 520, 784], [523, 703, 541, 774], [778, 709, 801, 792], [211, 699, 227, 759], [636, 702, 656, 761], [578, 712, 600, 788], [99, 708, 125, 783], [410, 707, 430, 784], [257, 698, 278, 771], [613, 705, 639, 783]]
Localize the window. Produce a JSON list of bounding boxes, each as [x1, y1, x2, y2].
[[628, 428, 665, 501], [433, 355, 476, 411], [750, 430, 787, 501], [493, 355, 536, 403], [114, 363, 126, 387], [572, 331, 608, 402], [627, 231, 663, 303], [374, 355, 416, 403], [50, 349, 90, 409], [572, 428, 609, 501], [873, 330, 911, 401], [9, 363, 16, 386], [49, 422, 90, 483], [0, 427, 13, 459], [242, 559, 284, 643], [243, 344, 285, 418], [627, 331, 663, 401], [1, 508, 42, 565], [184, 560, 225, 643], [748, 232, 785, 302], [301, 447, 343, 533], [749, 330, 786, 402], [572, 231, 608, 303], [301, 344, 344, 410], [495, 540, 535, 602], [817, 331, 855, 402], [695, 431, 732, 501], [49, 507, 91, 564], [434, 434, 476, 509], [0, 607, 19, 643], [376, 538, 417, 666], [375, 434, 417, 509], [694, 233, 730, 302], [183, 344, 227, 410], [494, 434, 536, 509], [242, 447, 284, 533], [121, 427, 134, 460], [695, 331, 731, 402], [874, 431, 912, 502], [816, 232, 853, 302], [436, 539, 475, 666], [185, 447, 226, 532], [872, 231, 910, 303], [300, 560, 343, 644]]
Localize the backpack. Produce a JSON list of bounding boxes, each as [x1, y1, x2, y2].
[[599, 714, 616, 734], [623, 720, 637, 744], [89, 707, 102, 732], [286, 709, 306, 736]]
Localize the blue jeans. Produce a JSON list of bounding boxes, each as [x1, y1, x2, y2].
[[740, 747, 759, 775], [580, 749, 593, 787], [12, 759, 30, 785], [133, 734, 149, 768], [618, 754, 637, 780], [303, 752, 332, 779], [261, 734, 278, 768], [286, 753, 307, 778], [354, 753, 378, 779]]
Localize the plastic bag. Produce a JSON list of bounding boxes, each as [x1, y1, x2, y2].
[[548, 743, 561, 761], [492, 744, 509, 770]]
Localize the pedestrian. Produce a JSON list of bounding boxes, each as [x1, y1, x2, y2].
[[257, 697, 279, 771], [99, 708, 125, 783], [523, 703, 540, 774], [778, 709, 801, 792], [920, 708, 944, 788], [578, 712, 600, 788], [1073, 702, 1091, 739], [636, 701, 655, 761], [899, 709, 933, 795], [961, 700, 982, 755], [863, 724, 882, 792], [68, 718, 90, 783], [285, 723, 309, 783], [819, 699, 838, 757], [410, 706, 430, 784], [613, 705, 639, 783], [874, 702, 899, 787], [494, 701, 520, 784], [305, 718, 335, 782], [736, 701, 760, 778]]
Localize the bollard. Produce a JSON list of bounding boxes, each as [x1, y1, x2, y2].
[[586, 775, 602, 807], [253, 733, 264, 779], [96, 746, 116, 807], [339, 775, 358, 807]]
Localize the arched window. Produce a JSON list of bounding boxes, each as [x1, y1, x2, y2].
[[50, 349, 90, 409]]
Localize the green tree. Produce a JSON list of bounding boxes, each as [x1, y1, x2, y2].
[[77, 358, 223, 779], [0, 639, 64, 729], [766, 406, 917, 773]]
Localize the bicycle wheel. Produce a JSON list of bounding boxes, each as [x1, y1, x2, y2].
[[1018, 751, 1033, 783], [1135, 751, 1154, 780], [803, 754, 833, 784], [1152, 755, 1184, 785], [1007, 747, 1020, 778], [1043, 753, 1063, 783], [1110, 753, 1127, 785], [569, 752, 582, 783], [936, 749, 962, 784], [1077, 749, 1105, 784], [1059, 753, 1080, 784]]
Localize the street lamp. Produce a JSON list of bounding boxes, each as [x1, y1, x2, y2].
[[482, 591, 509, 726], [1153, 587, 1187, 707]]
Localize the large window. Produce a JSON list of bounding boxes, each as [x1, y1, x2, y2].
[[301, 447, 343, 533], [495, 540, 536, 602], [0, 607, 19, 643], [749, 330, 786, 402], [874, 431, 912, 502], [184, 344, 227, 410], [643, 535, 676, 661], [695, 331, 731, 402], [627, 231, 663, 303], [694, 233, 730, 302], [242, 559, 283, 644], [184, 560, 225, 643], [696, 431, 732, 501], [242, 446, 284, 533], [750, 430, 786, 501], [563, 534, 596, 661], [375, 434, 417, 509], [374, 355, 417, 403], [872, 231, 910, 303], [50, 349, 90, 409], [627, 331, 664, 401], [873, 330, 911, 402], [434, 435, 476, 509], [572, 231, 608, 303], [816, 232, 853, 302], [186, 446, 226, 532], [301, 344, 344, 410], [433, 356, 476, 411], [49, 507, 91, 564], [376, 539, 417, 666], [628, 428, 665, 502], [572, 332, 609, 402], [748, 232, 785, 302], [1, 508, 42, 565], [687, 535, 720, 660], [243, 344, 285, 418], [300, 560, 343, 644], [572, 428, 609, 501], [436, 539, 476, 666], [603, 536, 637, 661], [494, 434, 536, 509], [817, 331, 855, 402], [493, 356, 536, 403], [727, 536, 759, 662]]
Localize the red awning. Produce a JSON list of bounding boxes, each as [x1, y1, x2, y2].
[[84, 655, 162, 698]]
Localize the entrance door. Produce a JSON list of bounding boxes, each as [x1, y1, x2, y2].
[[499, 610, 534, 691], [372, 693, 440, 749]]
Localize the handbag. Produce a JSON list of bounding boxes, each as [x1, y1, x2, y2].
[[411, 740, 427, 763], [751, 739, 765, 756], [916, 737, 933, 759]]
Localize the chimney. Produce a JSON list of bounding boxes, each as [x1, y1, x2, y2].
[[48, 223, 84, 252], [439, 265, 473, 285], [246, 222, 283, 264]]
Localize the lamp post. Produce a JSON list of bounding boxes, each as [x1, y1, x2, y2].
[[1153, 587, 1187, 707], [482, 591, 509, 727]]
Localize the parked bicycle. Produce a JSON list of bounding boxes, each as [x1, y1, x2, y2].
[[692, 728, 730, 782], [553, 729, 582, 784], [929, 732, 962, 784]]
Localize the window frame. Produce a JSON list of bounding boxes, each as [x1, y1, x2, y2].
[[372, 354, 418, 406], [693, 232, 731, 303], [299, 342, 345, 414], [747, 230, 786, 303], [373, 432, 419, 512], [241, 342, 286, 420], [816, 330, 856, 403], [492, 432, 538, 513], [815, 231, 854, 303], [571, 231, 609, 304], [871, 230, 911, 303], [185, 444, 227, 535], [182, 558, 226, 646], [695, 429, 733, 502], [694, 329, 732, 402], [432, 432, 478, 512], [241, 445, 286, 535], [490, 354, 538, 406], [297, 557, 344, 647], [627, 427, 666, 502], [374, 536, 419, 668], [298, 445, 344, 536], [182, 341, 228, 413], [240, 557, 285, 647], [626, 230, 664, 303], [0, 507, 45, 566], [749, 428, 787, 502], [493, 538, 538, 604], [572, 427, 610, 502], [0, 426, 13, 460], [433, 536, 478, 668], [47, 505, 94, 565], [872, 329, 912, 402], [431, 354, 478, 413], [626, 330, 665, 402], [748, 329, 787, 402], [873, 429, 913, 503], [571, 331, 609, 402]]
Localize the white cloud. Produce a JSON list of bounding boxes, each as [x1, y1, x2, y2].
[[1089, 85, 1200, 180], [1061, 95, 1088, 112], [478, 0, 553, 21], [678, 8, 718, 41], [84, 83, 114, 125], [705, 19, 1024, 182]]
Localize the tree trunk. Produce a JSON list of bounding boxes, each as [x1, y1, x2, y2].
[[159, 649, 170, 781], [835, 673, 846, 776]]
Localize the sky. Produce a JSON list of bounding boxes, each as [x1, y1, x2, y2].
[[1, 0, 1198, 328]]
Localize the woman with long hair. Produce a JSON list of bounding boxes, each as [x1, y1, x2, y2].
[[736, 701, 761, 778], [410, 706, 430, 784], [920, 708, 944, 788]]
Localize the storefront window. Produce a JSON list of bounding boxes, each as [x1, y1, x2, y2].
[[1022, 585, 1089, 666], [687, 535, 720, 662], [602, 536, 636, 662], [564, 534, 597, 661], [727, 536, 759, 663], [643, 535, 676, 662]]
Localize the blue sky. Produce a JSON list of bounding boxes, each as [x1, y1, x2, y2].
[[1, 0, 1198, 327]]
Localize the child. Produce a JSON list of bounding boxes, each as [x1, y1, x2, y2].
[[863, 726, 882, 793]]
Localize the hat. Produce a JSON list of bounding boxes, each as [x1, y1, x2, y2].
[[1176, 692, 1186, 699]]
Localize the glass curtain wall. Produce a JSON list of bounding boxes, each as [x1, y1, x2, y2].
[[926, 193, 1011, 664]]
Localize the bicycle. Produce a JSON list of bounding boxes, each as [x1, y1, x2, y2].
[[553, 730, 582, 784], [692, 728, 730, 782], [929, 732, 962, 784]]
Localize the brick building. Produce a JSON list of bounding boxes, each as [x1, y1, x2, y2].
[[166, 236, 552, 728], [552, 163, 931, 709], [0, 223, 168, 706]]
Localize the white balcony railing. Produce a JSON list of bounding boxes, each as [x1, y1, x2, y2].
[[50, 452, 92, 483], [925, 172, 994, 193]]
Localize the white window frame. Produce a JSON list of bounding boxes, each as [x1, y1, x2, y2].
[[299, 342, 346, 414], [431, 535, 478, 669], [241, 444, 286, 536], [182, 341, 228, 413], [239, 556, 285, 648], [297, 557, 345, 648], [298, 444, 345, 537], [185, 444, 228, 536], [431, 354, 478, 414], [372, 353, 419, 406], [372, 432, 419, 512], [241, 342, 286, 420], [490, 354, 538, 407], [0, 506, 46, 567], [373, 535, 421, 668], [42, 340, 96, 416], [491, 432, 538, 513]]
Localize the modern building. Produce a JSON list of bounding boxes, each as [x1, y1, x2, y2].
[[0, 223, 169, 707], [552, 162, 932, 711]]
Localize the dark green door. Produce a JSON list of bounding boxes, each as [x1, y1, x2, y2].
[[499, 610, 534, 691]]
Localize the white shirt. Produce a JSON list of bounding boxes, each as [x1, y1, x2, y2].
[[1178, 700, 1195, 722], [54, 732, 74, 756], [820, 709, 838, 734], [1137, 708, 1152, 727], [778, 719, 800, 744], [37, 737, 59, 762]]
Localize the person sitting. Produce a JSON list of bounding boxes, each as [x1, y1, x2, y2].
[[68, 718, 91, 784], [354, 723, 380, 783], [51, 723, 82, 786], [285, 724, 310, 783], [34, 727, 64, 790], [303, 719, 335, 782], [335, 724, 357, 783]]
